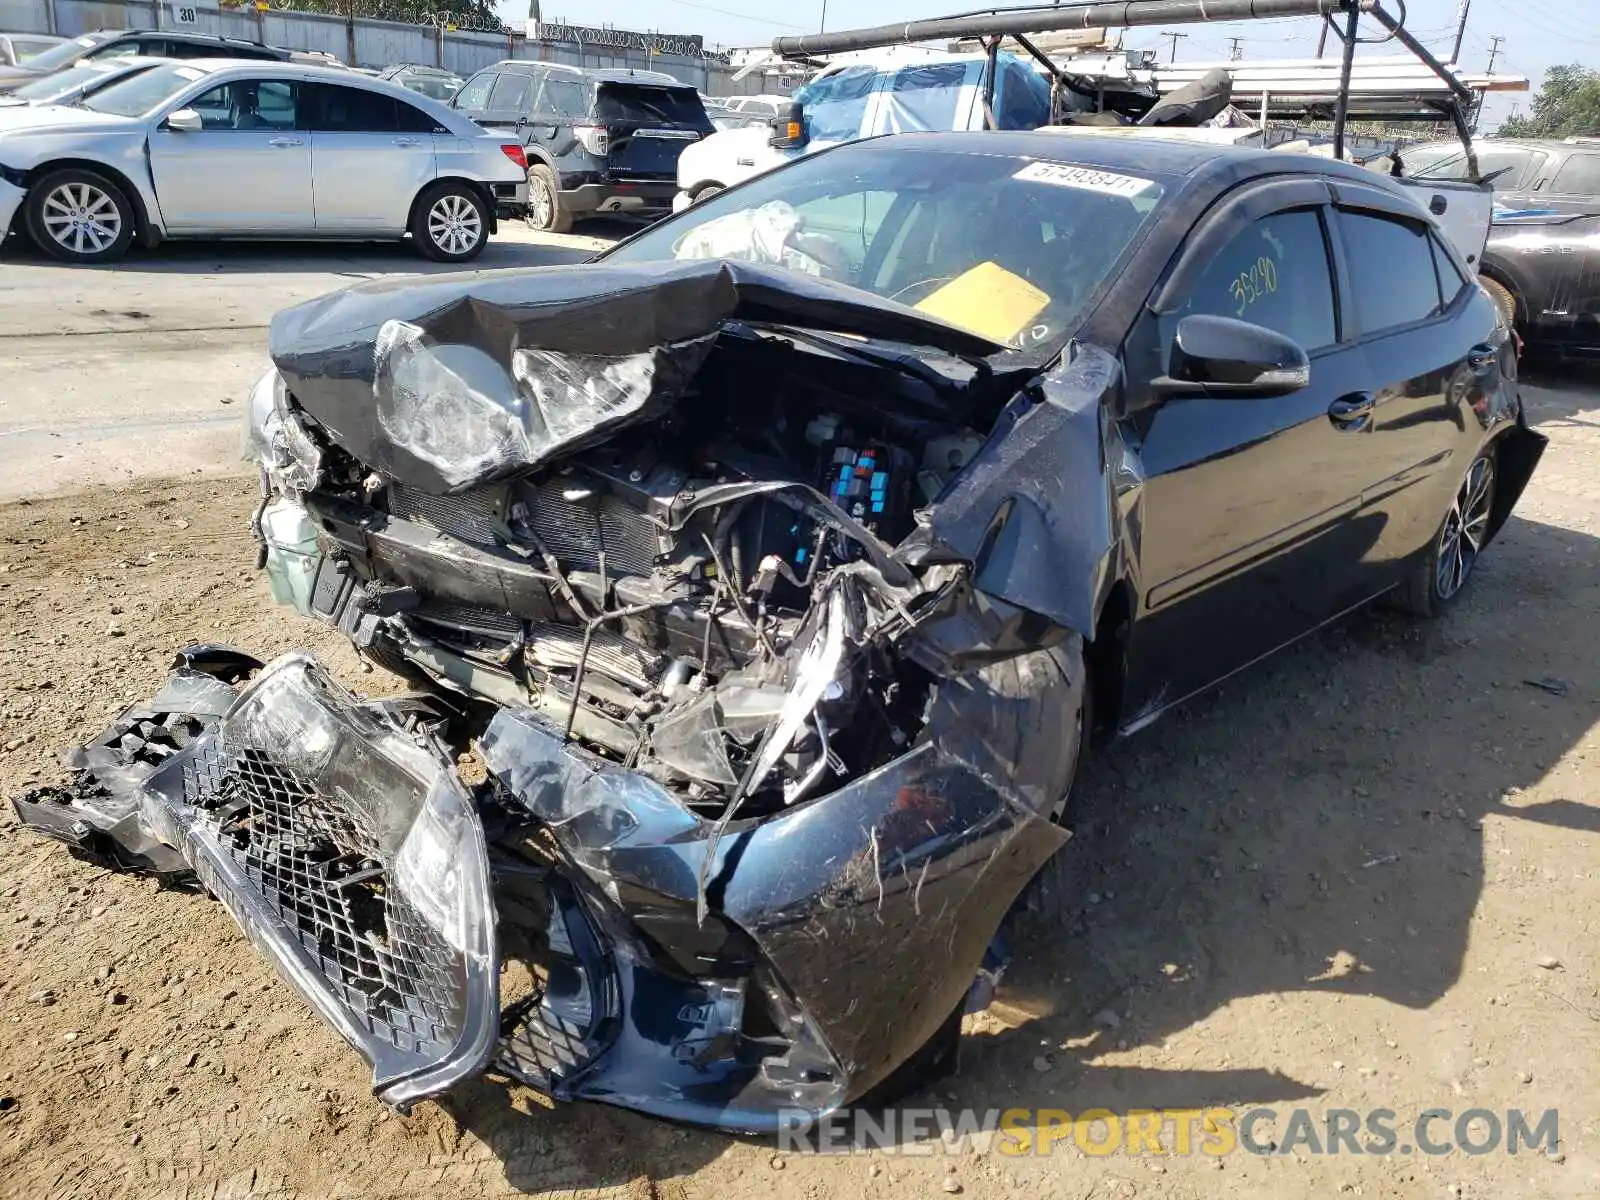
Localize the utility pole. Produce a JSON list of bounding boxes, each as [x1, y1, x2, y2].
[[818, 0, 827, 34], [1163, 31, 1187, 62], [1486, 34, 1504, 74], [1227, 36, 1243, 60], [1450, 0, 1471, 64]]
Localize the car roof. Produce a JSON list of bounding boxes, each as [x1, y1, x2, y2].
[[864, 129, 1253, 179], [842, 129, 1411, 198], [114, 29, 280, 50], [490, 59, 688, 88]]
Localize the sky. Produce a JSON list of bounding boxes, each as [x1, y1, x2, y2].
[[503, 0, 1596, 130]]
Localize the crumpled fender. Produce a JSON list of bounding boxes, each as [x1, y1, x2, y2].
[[923, 343, 1122, 639]]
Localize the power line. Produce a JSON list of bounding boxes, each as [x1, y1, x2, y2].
[[1227, 36, 1243, 60], [1162, 30, 1188, 62], [1486, 34, 1504, 74]]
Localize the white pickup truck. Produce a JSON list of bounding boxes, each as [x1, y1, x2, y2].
[[676, 48, 1054, 211]]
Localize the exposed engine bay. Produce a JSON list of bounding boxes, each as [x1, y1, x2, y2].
[[14, 259, 1100, 1131], [300, 327, 995, 820]]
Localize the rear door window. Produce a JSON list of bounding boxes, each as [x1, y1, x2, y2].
[[1338, 210, 1444, 334], [303, 83, 400, 132], [1550, 153, 1600, 196], [1429, 232, 1471, 306], [538, 76, 588, 119], [453, 70, 494, 113], [486, 71, 536, 116]]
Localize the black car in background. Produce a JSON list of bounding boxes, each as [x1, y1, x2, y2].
[[0, 28, 295, 91], [1403, 136, 1600, 357], [452, 59, 713, 232]]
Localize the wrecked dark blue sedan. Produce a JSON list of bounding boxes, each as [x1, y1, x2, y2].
[[14, 131, 1545, 1131]]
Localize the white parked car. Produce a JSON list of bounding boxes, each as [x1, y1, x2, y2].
[[0, 59, 530, 263]]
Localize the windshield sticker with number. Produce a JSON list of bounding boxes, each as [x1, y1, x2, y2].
[[1012, 161, 1155, 197]]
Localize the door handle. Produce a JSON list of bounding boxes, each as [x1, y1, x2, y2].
[[1328, 392, 1375, 431], [267, 136, 303, 148], [1467, 343, 1499, 371], [392, 137, 422, 147]]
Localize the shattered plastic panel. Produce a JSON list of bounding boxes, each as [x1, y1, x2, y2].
[[269, 259, 1000, 495]]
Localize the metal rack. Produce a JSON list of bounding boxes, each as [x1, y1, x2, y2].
[[769, 0, 1497, 173]]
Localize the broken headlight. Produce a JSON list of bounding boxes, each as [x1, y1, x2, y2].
[[246, 367, 324, 495]]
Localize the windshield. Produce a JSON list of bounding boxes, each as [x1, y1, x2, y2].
[[402, 75, 459, 101], [81, 62, 206, 117], [1403, 142, 1541, 191], [10, 61, 111, 100], [604, 142, 1166, 355], [594, 83, 709, 127], [18, 32, 101, 74]]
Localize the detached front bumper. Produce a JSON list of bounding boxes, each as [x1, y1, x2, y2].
[[13, 645, 1069, 1130]]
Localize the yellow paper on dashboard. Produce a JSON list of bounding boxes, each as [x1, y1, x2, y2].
[[913, 262, 1050, 345]]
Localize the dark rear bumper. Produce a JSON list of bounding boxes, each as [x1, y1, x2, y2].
[[559, 181, 678, 214]]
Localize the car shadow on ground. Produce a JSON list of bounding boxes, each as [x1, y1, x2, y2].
[[428, 498, 1598, 1183], [1521, 359, 1600, 432], [0, 232, 598, 275], [979, 509, 1600, 1119]]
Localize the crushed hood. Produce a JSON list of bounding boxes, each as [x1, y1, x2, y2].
[[268, 258, 1003, 495]]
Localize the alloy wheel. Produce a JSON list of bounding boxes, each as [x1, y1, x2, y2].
[[426, 194, 483, 256], [527, 177, 553, 229], [1436, 454, 1495, 601], [41, 181, 122, 256]]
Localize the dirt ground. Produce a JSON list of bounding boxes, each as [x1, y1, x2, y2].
[[0, 373, 1596, 1200]]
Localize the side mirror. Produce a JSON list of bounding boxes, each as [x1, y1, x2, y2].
[[164, 108, 202, 133], [1153, 313, 1310, 398], [769, 99, 805, 149]]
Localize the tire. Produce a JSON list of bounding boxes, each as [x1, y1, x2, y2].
[[693, 183, 725, 203], [411, 181, 490, 262], [1393, 444, 1498, 617], [524, 165, 572, 235], [1479, 275, 1518, 331], [25, 168, 135, 264]]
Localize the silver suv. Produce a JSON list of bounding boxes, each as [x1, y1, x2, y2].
[[0, 59, 530, 263]]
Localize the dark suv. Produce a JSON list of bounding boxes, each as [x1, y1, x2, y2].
[[451, 60, 713, 232], [1403, 136, 1600, 356]]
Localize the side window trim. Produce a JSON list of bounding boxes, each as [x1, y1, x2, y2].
[[1151, 177, 1334, 314]]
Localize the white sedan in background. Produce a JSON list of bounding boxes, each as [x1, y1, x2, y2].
[[0, 59, 530, 263]]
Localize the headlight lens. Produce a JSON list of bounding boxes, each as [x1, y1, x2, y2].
[[245, 367, 324, 494]]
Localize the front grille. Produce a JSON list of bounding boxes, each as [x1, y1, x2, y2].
[[389, 483, 502, 544], [517, 478, 661, 578], [137, 655, 497, 1105], [181, 740, 465, 1060]]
